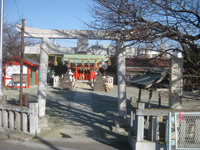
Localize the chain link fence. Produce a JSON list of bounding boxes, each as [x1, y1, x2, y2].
[[175, 112, 200, 149], [168, 112, 200, 149]]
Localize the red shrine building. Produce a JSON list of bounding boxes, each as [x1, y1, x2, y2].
[[4, 57, 39, 88], [63, 55, 108, 81]]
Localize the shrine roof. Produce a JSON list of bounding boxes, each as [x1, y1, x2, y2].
[[130, 69, 168, 89], [24, 57, 40, 66], [63, 55, 107, 63]]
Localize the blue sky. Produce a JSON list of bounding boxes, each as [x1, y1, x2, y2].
[[3, 0, 112, 47], [4, 0, 93, 30]]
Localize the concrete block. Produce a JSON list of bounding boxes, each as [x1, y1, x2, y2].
[[93, 74, 105, 91], [128, 132, 167, 150], [93, 83, 104, 91]]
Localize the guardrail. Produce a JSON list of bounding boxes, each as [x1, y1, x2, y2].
[[0, 103, 39, 136]]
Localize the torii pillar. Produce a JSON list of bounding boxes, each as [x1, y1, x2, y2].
[[116, 39, 127, 117], [38, 37, 49, 118], [115, 39, 129, 128]]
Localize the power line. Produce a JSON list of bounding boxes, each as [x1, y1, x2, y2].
[[14, 0, 20, 18]]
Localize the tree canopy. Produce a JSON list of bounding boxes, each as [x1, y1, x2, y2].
[[3, 21, 21, 61], [3, 21, 37, 64], [89, 0, 200, 87], [90, 0, 200, 61]]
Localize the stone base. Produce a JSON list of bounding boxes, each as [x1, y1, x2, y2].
[[114, 116, 130, 128], [93, 83, 104, 91], [74, 82, 93, 89], [39, 115, 49, 128], [169, 95, 182, 109], [128, 130, 167, 150], [61, 82, 73, 91]]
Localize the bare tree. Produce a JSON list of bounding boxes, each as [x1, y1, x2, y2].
[[89, 0, 200, 88], [3, 21, 38, 64], [89, 0, 200, 60], [3, 21, 21, 61]]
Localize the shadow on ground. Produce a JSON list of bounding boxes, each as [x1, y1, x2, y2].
[[42, 87, 131, 150]]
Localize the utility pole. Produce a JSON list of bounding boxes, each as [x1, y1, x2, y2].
[[0, 0, 4, 96], [19, 19, 25, 107]]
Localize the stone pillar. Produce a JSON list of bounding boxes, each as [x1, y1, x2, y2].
[[77, 34, 88, 53], [169, 57, 183, 109], [38, 37, 49, 117], [116, 39, 127, 117]]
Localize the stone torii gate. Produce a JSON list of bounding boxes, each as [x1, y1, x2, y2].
[[16, 25, 127, 123]]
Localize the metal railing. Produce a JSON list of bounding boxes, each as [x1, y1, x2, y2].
[[168, 112, 200, 150]]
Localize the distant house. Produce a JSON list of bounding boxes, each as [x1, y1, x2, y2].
[[4, 57, 39, 88], [126, 58, 169, 84], [125, 47, 170, 58]]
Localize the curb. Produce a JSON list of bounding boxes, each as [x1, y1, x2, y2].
[[0, 128, 34, 142]]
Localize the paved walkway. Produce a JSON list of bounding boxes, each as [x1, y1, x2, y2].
[[38, 87, 128, 141], [2, 86, 132, 149], [1, 85, 200, 150]]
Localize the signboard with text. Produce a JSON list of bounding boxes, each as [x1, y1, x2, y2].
[[12, 74, 27, 83]]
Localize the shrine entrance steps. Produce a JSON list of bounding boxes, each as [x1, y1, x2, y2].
[[74, 80, 93, 89]]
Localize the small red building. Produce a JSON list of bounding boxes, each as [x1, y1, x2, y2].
[[4, 57, 39, 88], [63, 55, 107, 81], [73, 65, 99, 81]]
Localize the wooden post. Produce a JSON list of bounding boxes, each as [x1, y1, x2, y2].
[[137, 102, 145, 141], [19, 19, 25, 106], [148, 116, 157, 141], [138, 89, 141, 102], [158, 92, 161, 108]]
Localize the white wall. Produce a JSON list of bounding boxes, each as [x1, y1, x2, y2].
[[5, 65, 27, 87]]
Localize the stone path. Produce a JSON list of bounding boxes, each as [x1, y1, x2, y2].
[[38, 87, 127, 141], [1, 87, 131, 150], [2, 85, 200, 150]]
